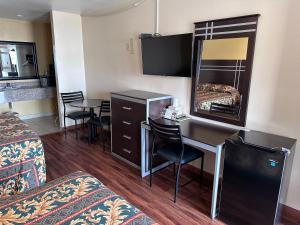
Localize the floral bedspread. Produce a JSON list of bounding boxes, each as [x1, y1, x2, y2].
[[0, 171, 157, 225], [196, 91, 235, 111], [0, 114, 46, 198], [195, 83, 241, 111]]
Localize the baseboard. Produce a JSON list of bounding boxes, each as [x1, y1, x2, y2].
[[184, 164, 300, 223], [20, 112, 56, 120], [61, 123, 88, 131], [183, 163, 214, 183], [58, 117, 87, 128]]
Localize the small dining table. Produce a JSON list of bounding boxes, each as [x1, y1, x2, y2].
[[70, 99, 103, 140]]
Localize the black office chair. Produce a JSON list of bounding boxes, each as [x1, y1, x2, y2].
[[87, 100, 111, 151], [148, 118, 205, 203], [61, 91, 90, 139]]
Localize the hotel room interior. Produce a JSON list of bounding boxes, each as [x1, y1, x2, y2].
[[0, 0, 299, 224]]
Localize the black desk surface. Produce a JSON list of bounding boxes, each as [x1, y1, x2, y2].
[[111, 90, 172, 101], [153, 118, 238, 147]]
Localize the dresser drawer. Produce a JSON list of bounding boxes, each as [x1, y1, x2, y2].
[[113, 144, 135, 163], [112, 134, 140, 166], [112, 124, 141, 166], [112, 131, 138, 152], [111, 97, 146, 121], [112, 117, 141, 138], [111, 97, 145, 166]]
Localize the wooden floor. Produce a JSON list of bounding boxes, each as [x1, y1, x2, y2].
[[41, 130, 297, 225]]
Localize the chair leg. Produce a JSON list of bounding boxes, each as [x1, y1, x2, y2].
[[174, 163, 182, 203], [88, 123, 92, 144], [100, 126, 105, 152], [75, 120, 78, 140], [149, 152, 154, 187], [200, 156, 204, 185], [82, 118, 85, 128], [94, 125, 98, 137], [173, 163, 176, 176], [64, 117, 67, 138]]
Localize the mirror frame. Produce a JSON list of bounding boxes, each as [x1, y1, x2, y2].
[[0, 40, 39, 81], [190, 15, 260, 127]]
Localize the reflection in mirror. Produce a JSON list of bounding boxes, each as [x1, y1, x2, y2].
[[194, 37, 249, 120], [0, 42, 38, 80]]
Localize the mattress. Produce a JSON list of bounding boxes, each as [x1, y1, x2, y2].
[[0, 171, 157, 225], [0, 114, 46, 198]]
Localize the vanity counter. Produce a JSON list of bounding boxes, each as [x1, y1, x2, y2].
[[0, 79, 57, 104], [0, 86, 56, 104]]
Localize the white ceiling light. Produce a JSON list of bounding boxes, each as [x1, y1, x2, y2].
[[16, 14, 24, 17]]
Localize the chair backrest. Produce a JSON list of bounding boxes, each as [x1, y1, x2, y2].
[[148, 118, 182, 144], [99, 100, 111, 117], [61, 91, 84, 105]]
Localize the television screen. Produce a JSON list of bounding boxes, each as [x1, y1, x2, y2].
[[141, 33, 193, 77]]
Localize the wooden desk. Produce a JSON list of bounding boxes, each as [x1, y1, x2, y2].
[[140, 118, 237, 219]]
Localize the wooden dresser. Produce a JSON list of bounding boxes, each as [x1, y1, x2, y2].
[[111, 90, 173, 168]]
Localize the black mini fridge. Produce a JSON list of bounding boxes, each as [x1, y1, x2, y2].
[[219, 130, 296, 225]]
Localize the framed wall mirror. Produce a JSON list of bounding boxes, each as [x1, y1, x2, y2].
[[190, 15, 259, 126], [0, 41, 39, 80]]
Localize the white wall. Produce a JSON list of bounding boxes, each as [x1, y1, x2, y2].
[[51, 11, 87, 126], [82, 0, 300, 210], [271, 0, 300, 210]]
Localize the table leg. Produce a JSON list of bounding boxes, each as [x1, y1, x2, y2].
[[211, 145, 222, 219], [141, 124, 146, 177], [89, 108, 97, 139]]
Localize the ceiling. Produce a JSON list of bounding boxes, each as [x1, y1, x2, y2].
[[0, 0, 146, 21]]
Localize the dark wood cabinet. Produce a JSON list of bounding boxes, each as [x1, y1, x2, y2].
[[111, 90, 172, 168]]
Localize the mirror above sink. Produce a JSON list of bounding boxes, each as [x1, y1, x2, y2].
[[0, 41, 39, 80]]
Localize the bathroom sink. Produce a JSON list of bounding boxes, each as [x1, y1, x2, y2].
[[0, 86, 19, 91]]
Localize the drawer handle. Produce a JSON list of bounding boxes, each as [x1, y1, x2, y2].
[[123, 135, 132, 140], [122, 121, 132, 125], [123, 148, 132, 154], [122, 106, 132, 111]]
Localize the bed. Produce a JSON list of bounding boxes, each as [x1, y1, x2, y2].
[[0, 171, 157, 225], [195, 83, 241, 111], [0, 113, 46, 198]]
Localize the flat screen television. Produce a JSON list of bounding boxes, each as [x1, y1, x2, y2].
[[141, 33, 193, 77]]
